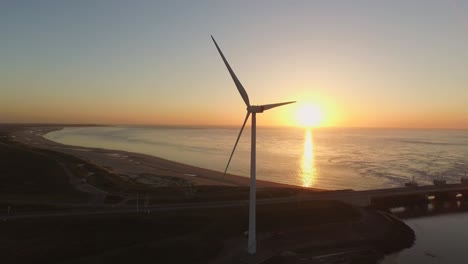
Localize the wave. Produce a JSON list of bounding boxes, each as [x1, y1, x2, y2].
[[390, 139, 467, 146]]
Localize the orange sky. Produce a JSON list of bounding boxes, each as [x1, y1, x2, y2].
[[1, 1, 467, 129]]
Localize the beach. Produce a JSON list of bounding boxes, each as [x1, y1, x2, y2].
[[1, 125, 418, 264], [41, 126, 468, 191], [12, 126, 294, 189]]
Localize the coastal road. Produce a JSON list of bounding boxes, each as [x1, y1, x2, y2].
[[0, 190, 379, 220], [3, 183, 468, 220], [1, 191, 351, 220]]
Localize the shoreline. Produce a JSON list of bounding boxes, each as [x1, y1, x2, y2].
[[12, 126, 305, 189], [1, 125, 418, 263]]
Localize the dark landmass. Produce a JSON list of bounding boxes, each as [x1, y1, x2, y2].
[[0, 125, 415, 263]]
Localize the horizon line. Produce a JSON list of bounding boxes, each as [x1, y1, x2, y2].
[[1, 122, 467, 131]]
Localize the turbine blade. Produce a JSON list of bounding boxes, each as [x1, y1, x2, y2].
[[211, 35, 250, 107], [261, 101, 296, 111], [224, 112, 251, 177]]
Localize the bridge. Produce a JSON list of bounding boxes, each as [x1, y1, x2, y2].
[[311, 183, 468, 208]]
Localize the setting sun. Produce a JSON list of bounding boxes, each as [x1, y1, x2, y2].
[[295, 103, 324, 127]]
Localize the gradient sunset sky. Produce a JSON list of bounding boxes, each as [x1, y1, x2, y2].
[[1, 1, 467, 128]]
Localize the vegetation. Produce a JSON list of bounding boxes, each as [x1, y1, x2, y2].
[[0, 200, 360, 264], [0, 132, 84, 201]]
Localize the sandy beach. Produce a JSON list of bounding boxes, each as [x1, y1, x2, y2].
[[12, 126, 294, 189]]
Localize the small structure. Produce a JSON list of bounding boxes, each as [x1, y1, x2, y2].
[[405, 176, 418, 187], [461, 172, 468, 184], [433, 175, 447, 185]]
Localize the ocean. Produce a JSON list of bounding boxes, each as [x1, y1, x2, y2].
[[44, 126, 468, 190]]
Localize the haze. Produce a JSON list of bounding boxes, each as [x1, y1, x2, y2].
[[1, 0, 468, 129]]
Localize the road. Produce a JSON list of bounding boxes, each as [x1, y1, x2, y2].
[[3, 183, 468, 220], [57, 161, 108, 203]]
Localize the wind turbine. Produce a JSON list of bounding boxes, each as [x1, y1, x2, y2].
[[211, 36, 295, 254]]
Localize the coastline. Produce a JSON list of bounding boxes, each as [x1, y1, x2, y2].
[[12, 126, 302, 189], [1, 125, 417, 263]]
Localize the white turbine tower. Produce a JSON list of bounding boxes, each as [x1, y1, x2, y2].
[[211, 36, 295, 254]]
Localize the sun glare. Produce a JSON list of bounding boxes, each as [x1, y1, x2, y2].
[[295, 103, 324, 127]]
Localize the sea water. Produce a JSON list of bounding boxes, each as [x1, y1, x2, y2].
[[44, 126, 468, 190], [381, 210, 468, 264]]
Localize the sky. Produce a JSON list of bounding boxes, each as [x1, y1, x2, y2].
[[1, 0, 468, 129]]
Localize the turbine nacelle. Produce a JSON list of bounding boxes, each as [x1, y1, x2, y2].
[[248, 101, 296, 113], [247, 105, 266, 113]]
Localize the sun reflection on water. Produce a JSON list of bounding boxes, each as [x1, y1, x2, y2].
[[301, 129, 317, 187]]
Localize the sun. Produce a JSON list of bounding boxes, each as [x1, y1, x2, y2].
[[295, 103, 324, 127]]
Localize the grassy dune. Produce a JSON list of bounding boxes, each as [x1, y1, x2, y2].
[[0, 133, 84, 201]]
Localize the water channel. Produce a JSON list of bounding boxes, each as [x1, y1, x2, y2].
[[381, 201, 468, 263]]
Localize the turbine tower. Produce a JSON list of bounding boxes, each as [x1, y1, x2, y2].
[[211, 36, 295, 254]]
